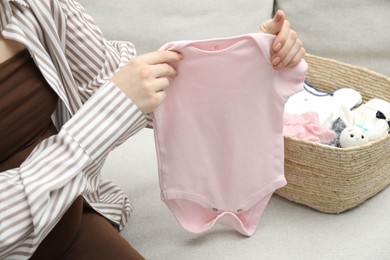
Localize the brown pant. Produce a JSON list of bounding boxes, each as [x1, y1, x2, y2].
[[31, 197, 144, 260]]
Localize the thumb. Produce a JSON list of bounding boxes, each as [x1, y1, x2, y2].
[[263, 10, 285, 35]]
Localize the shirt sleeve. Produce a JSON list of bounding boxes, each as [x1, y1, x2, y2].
[[63, 0, 154, 130], [0, 1, 146, 258], [0, 82, 146, 258]]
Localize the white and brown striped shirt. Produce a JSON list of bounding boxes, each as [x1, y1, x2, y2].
[[0, 0, 148, 258]]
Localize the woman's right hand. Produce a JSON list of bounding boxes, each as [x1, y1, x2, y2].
[[111, 50, 182, 114]]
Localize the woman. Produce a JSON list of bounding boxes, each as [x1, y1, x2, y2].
[[0, 0, 304, 259]]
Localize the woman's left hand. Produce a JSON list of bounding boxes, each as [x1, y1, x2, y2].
[[259, 10, 305, 70]]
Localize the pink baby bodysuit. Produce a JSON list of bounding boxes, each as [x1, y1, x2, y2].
[[153, 33, 307, 236]]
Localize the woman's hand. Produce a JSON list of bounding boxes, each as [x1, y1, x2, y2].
[[259, 10, 305, 70], [111, 51, 182, 114]]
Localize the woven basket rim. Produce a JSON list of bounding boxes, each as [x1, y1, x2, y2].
[[285, 134, 390, 152], [305, 53, 390, 81]]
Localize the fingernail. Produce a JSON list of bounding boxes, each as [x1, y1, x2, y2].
[[274, 11, 281, 22], [178, 53, 184, 60], [272, 57, 281, 65], [274, 43, 282, 52], [274, 62, 283, 70]]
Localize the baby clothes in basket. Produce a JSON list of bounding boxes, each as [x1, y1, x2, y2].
[[152, 33, 307, 236]]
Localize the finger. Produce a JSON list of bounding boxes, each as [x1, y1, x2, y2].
[[258, 19, 271, 33], [154, 90, 167, 107], [271, 19, 291, 54], [140, 50, 183, 65], [264, 10, 285, 35], [274, 39, 303, 70], [271, 29, 297, 68], [152, 63, 177, 78], [284, 39, 304, 68], [153, 77, 170, 92], [286, 46, 306, 68]]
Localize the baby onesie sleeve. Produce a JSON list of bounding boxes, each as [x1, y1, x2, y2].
[[273, 59, 308, 102]]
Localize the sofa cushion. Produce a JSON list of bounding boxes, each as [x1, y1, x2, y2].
[[275, 0, 390, 77], [78, 0, 273, 55]]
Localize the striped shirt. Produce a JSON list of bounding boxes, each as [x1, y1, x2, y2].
[[0, 0, 149, 258]]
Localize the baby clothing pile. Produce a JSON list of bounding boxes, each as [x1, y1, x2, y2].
[[284, 81, 390, 148]]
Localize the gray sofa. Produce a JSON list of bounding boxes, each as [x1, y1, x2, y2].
[[78, 1, 390, 259]]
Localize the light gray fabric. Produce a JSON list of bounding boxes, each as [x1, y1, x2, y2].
[[103, 130, 390, 259], [78, 0, 390, 259], [275, 0, 390, 77], [79, 0, 273, 55]]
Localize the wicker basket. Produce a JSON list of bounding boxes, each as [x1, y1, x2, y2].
[[275, 53, 390, 214]]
